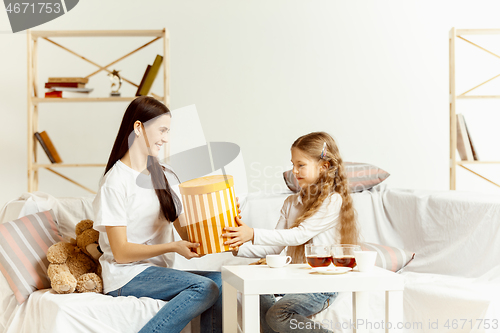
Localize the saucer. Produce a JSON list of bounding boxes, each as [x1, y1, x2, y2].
[[311, 267, 352, 275]]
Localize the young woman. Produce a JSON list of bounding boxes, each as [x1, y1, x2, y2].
[[93, 96, 222, 333], [223, 131, 359, 333]]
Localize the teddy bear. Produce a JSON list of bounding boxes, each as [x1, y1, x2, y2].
[[47, 219, 103, 294]]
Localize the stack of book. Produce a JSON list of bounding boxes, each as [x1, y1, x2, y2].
[[45, 77, 93, 98]]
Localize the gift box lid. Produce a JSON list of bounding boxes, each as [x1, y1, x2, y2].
[[179, 175, 234, 195]]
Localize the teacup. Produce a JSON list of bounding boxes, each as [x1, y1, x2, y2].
[[305, 244, 332, 268], [331, 244, 361, 268], [266, 255, 292, 268], [353, 250, 377, 272]]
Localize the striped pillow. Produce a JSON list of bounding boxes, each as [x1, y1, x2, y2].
[[283, 162, 390, 193], [360, 242, 415, 273], [0, 210, 62, 304]]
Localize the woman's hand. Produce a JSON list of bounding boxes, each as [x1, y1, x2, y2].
[[222, 216, 254, 248], [174, 240, 200, 259]]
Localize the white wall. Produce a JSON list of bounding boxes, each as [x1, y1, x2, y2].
[[1, 0, 500, 208]]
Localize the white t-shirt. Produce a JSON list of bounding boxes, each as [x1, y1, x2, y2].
[[237, 192, 342, 259], [92, 160, 182, 294]]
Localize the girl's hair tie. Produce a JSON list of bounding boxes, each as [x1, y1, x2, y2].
[[320, 142, 327, 159]]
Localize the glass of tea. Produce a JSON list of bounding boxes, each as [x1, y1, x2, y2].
[[305, 244, 332, 268], [331, 244, 361, 268]]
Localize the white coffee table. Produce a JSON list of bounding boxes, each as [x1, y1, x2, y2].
[[221, 264, 404, 333]]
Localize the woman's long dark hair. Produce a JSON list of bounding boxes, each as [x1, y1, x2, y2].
[[104, 96, 179, 222]]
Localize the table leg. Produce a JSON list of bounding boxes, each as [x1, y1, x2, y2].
[[222, 281, 237, 333], [352, 291, 370, 333], [385, 290, 403, 333], [242, 294, 260, 333]]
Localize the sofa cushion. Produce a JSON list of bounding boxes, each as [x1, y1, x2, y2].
[[360, 242, 415, 273], [0, 210, 62, 304], [283, 162, 390, 193]]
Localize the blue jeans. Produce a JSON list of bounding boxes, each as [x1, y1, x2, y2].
[[107, 266, 222, 333], [260, 292, 337, 333]]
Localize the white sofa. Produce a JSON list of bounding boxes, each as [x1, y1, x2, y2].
[[1, 185, 500, 333]]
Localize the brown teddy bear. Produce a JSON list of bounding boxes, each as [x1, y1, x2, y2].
[[47, 219, 103, 294]]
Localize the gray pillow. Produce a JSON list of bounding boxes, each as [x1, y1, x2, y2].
[[283, 162, 390, 193]]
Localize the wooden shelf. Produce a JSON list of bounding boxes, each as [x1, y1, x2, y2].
[[457, 95, 500, 99], [30, 30, 164, 38], [456, 29, 500, 36], [33, 97, 137, 104], [456, 161, 500, 165], [33, 96, 169, 105], [450, 28, 500, 190], [27, 29, 170, 194], [34, 163, 106, 168]]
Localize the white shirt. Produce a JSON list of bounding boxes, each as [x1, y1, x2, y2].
[[237, 192, 342, 259], [92, 160, 182, 294]]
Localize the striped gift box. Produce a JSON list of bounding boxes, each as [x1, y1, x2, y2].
[[179, 175, 238, 255]]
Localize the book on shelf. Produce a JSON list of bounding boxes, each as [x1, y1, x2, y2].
[[456, 114, 476, 161], [45, 82, 86, 89], [136, 55, 163, 96], [45, 91, 90, 98], [136, 65, 151, 97], [48, 77, 89, 84], [463, 117, 479, 161], [48, 87, 93, 93], [44, 78, 92, 98], [34, 131, 62, 163]]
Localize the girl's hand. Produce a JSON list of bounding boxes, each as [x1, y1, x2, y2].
[[249, 258, 267, 265], [222, 216, 254, 248], [174, 240, 200, 259], [236, 197, 241, 216]]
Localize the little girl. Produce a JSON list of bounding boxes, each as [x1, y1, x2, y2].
[[223, 131, 359, 333]]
